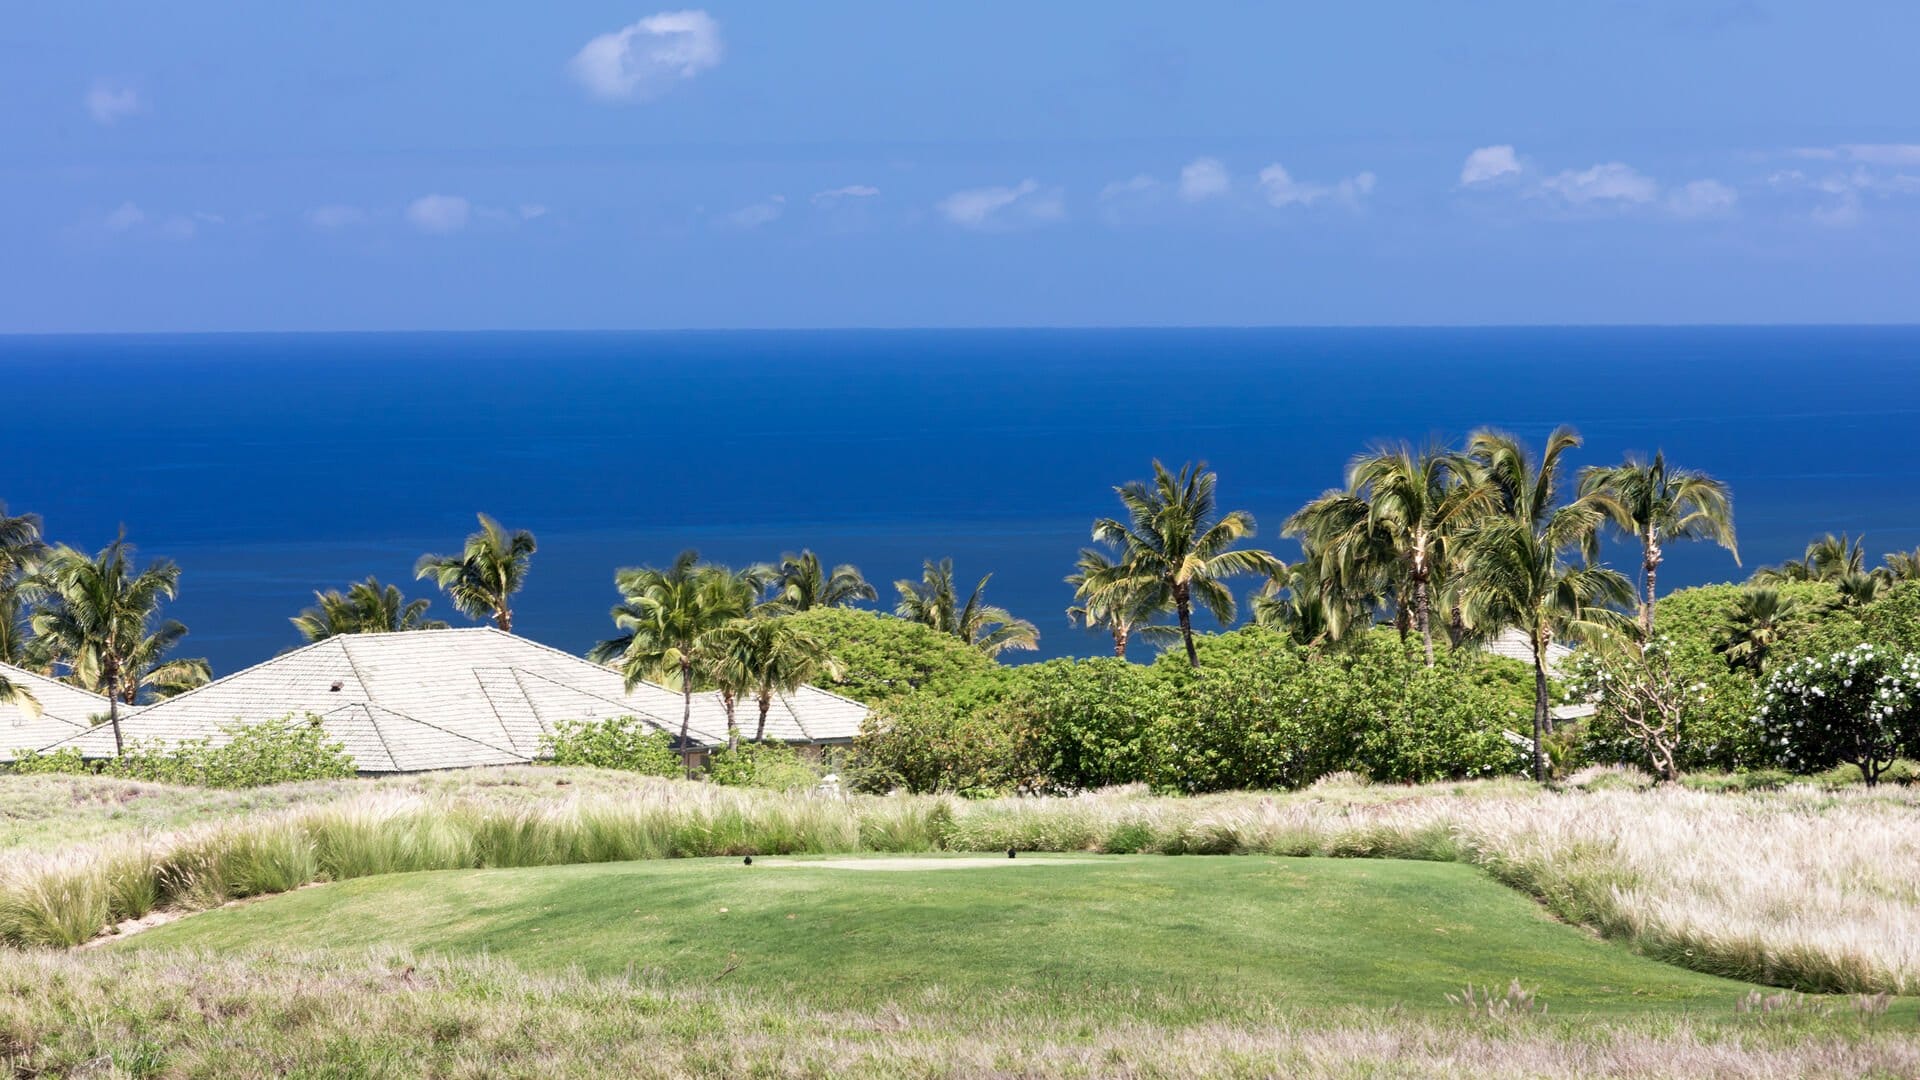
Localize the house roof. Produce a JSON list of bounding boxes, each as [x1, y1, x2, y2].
[[34, 628, 868, 772], [0, 662, 113, 763], [1480, 627, 1576, 676]]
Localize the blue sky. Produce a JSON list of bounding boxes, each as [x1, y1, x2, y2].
[[6, 1, 1920, 331]]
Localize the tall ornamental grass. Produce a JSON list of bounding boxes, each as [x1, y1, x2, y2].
[[5, 777, 1920, 994]]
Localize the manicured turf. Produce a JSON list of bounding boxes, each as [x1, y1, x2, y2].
[[125, 854, 1764, 1017]]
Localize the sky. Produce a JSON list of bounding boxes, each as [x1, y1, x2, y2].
[[5, 1, 1920, 332]]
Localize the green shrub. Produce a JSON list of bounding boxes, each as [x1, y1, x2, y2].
[[781, 608, 997, 704], [1752, 644, 1920, 784], [848, 691, 1031, 795], [540, 717, 682, 776], [1008, 658, 1167, 792], [706, 740, 821, 791], [11, 716, 353, 788]]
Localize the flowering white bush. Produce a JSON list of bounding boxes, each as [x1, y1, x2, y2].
[[1752, 644, 1920, 784]]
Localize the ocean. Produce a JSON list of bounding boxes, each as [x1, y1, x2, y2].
[[2, 326, 1916, 676]]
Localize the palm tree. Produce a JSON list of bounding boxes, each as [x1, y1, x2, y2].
[[1883, 547, 1920, 582], [1090, 460, 1282, 668], [27, 537, 211, 755], [0, 503, 46, 669], [767, 551, 876, 612], [1301, 443, 1492, 665], [893, 559, 1039, 657], [1461, 428, 1635, 781], [1579, 451, 1737, 637], [589, 551, 763, 774], [1718, 587, 1798, 672], [1836, 570, 1887, 608], [1754, 533, 1866, 584], [414, 514, 537, 632], [1065, 547, 1176, 659], [707, 616, 844, 743], [0, 673, 38, 718], [291, 577, 449, 642]]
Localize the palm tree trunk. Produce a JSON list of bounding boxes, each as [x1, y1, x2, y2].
[[496, 605, 513, 633], [755, 688, 772, 742], [1641, 534, 1660, 638], [1448, 604, 1467, 648], [679, 658, 695, 779], [722, 690, 738, 751], [1531, 653, 1549, 784], [1113, 623, 1128, 660], [1414, 575, 1434, 667], [1175, 584, 1198, 668], [108, 694, 124, 757]]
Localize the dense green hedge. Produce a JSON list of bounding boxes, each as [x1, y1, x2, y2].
[[782, 608, 997, 704], [539, 716, 682, 776], [850, 628, 1530, 794]]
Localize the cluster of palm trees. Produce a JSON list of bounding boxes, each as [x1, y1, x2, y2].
[[0, 504, 212, 752], [1067, 436, 1739, 780], [1716, 535, 1920, 672]]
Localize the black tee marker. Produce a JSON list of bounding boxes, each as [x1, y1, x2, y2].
[[1007, 847, 1016, 859], [743, 855, 753, 866]]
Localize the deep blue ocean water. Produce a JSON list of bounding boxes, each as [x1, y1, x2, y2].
[[2, 327, 1917, 676]]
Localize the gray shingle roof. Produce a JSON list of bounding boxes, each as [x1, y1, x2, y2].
[[1481, 627, 1576, 676], [30, 628, 868, 773], [0, 662, 113, 763]]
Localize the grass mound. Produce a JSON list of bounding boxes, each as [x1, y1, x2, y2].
[[127, 855, 1762, 1016]]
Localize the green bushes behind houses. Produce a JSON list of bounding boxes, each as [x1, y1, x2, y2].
[[850, 627, 1530, 794]]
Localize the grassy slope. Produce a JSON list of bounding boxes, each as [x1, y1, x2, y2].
[[128, 854, 1759, 1017]]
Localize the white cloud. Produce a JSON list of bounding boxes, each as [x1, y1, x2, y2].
[[569, 10, 722, 103], [812, 185, 879, 205], [1538, 162, 1658, 205], [406, 194, 471, 234], [1178, 157, 1230, 202], [86, 81, 144, 125], [1460, 145, 1522, 186], [1257, 164, 1376, 208], [1794, 144, 1920, 166], [307, 205, 366, 230], [102, 202, 144, 231], [159, 215, 198, 240], [725, 195, 785, 229], [519, 204, 549, 221], [1666, 179, 1738, 219], [936, 179, 1063, 230]]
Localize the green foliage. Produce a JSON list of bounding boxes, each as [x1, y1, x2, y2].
[[1752, 644, 1920, 784], [11, 716, 354, 787], [848, 674, 1030, 795], [782, 607, 996, 704], [1009, 658, 1167, 791], [705, 740, 821, 792], [539, 716, 681, 776]]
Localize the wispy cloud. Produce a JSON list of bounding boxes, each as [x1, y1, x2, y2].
[[1178, 157, 1230, 202], [1665, 179, 1739, 219], [812, 185, 879, 205], [1257, 164, 1376, 208], [102, 202, 145, 231], [936, 179, 1064, 230], [570, 10, 722, 103], [307, 205, 367, 230], [1538, 162, 1659, 205], [1459, 145, 1522, 186], [406, 194, 471, 234], [86, 80, 144, 125], [724, 195, 785, 229]]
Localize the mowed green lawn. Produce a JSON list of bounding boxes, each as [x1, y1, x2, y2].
[[127, 854, 1762, 1018]]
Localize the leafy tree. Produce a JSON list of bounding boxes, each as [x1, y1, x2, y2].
[[1460, 428, 1635, 781], [1090, 460, 1281, 668], [1564, 638, 1705, 782], [780, 607, 996, 703], [893, 558, 1038, 657], [26, 537, 211, 755], [589, 551, 763, 773], [766, 551, 875, 612], [1753, 644, 1920, 785], [1578, 451, 1738, 637], [414, 514, 536, 631], [540, 716, 681, 776], [1065, 546, 1176, 659], [705, 615, 844, 743], [290, 577, 448, 641]]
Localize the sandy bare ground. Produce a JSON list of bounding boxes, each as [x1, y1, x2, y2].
[[756, 857, 1101, 871]]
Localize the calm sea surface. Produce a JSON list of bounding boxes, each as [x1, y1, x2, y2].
[[2, 327, 1917, 675]]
